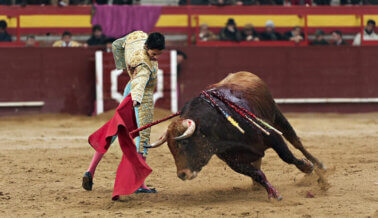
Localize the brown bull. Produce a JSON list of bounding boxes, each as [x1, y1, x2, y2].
[[147, 71, 325, 200]]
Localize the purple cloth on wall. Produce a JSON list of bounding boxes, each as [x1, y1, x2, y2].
[[92, 5, 162, 38]]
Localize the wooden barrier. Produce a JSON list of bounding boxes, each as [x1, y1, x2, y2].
[[0, 47, 96, 116], [0, 46, 377, 116], [175, 46, 378, 113]]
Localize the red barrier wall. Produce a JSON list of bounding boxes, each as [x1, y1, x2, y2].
[[176, 46, 378, 113], [1, 46, 377, 116], [0, 47, 96, 116]]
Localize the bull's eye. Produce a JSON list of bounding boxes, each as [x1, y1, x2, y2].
[[177, 140, 188, 148]]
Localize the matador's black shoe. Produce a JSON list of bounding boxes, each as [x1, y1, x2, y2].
[[82, 171, 93, 191], [134, 188, 157, 194]]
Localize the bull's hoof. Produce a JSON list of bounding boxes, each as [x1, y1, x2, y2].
[[267, 191, 283, 201], [297, 159, 314, 174], [82, 171, 93, 191], [266, 186, 282, 201], [317, 162, 327, 171]]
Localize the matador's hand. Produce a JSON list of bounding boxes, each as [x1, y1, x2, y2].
[[133, 101, 139, 107]]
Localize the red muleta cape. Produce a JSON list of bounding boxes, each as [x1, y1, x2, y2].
[[88, 94, 152, 200]]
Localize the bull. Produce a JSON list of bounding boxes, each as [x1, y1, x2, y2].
[[147, 71, 325, 200]]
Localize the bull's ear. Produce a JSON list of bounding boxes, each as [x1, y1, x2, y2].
[[145, 131, 167, 149]]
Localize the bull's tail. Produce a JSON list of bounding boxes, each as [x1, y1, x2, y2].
[[272, 105, 325, 169]]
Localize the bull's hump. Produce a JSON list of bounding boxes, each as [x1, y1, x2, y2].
[[208, 88, 253, 114]]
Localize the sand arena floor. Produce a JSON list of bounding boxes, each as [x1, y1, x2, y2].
[[0, 109, 377, 217]]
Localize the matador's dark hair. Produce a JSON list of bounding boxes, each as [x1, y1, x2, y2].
[[145, 32, 165, 50], [62, 31, 72, 37]]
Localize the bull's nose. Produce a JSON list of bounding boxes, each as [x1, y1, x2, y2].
[[177, 169, 191, 181], [178, 171, 187, 180], [177, 169, 197, 180]]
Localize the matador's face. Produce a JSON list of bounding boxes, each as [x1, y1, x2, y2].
[[146, 49, 163, 61]]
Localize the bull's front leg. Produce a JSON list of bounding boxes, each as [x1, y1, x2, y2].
[[217, 152, 282, 200], [251, 158, 264, 190]]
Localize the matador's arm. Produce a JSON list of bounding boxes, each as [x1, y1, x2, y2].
[[111, 36, 127, 70], [130, 65, 151, 105]]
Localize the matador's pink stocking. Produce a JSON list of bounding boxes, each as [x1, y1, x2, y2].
[[87, 151, 104, 177], [138, 153, 150, 190]]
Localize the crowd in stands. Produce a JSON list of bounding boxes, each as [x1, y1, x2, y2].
[[0, 0, 377, 5], [196, 19, 308, 43], [51, 25, 116, 49], [195, 18, 378, 45], [0, 20, 117, 50]]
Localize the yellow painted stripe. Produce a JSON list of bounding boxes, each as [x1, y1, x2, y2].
[[193, 15, 304, 27], [155, 15, 304, 28], [157, 14, 378, 28], [155, 15, 188, 27], [156, 14, 375, 28], [20, 15, 91, 28], [2, 14, 377, 29], [308, 15, 361, 27]]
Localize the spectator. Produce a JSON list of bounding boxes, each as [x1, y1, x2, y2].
[[93, 0, 108, 3], [284, 26, 304, 43], [53, 31, 81, 47], [235, 0, 254, 4], [176, 50, 187, 102], [340, 0, 360, 5], [353, 19, 378, 46], [210, 0, 234, 5], [0, 0, 10, 5], [25, 35, 37, 47], [219, 18, 242, 42], [331, 30, 348, 46], [310, 29, 329, 46], [241, 24, 259, 41], [113, 0, 134, 4], [196, 24, 218, 42], [87, 25, 107, 46], [363, 0, 378, 4], [19, 0, 50, 4], [257, 0, 278, 5], [291, 0, 311, 5], [259, 20, 282, 41], [0, 20, 12, 42], [70, 0, 91, 4], [50, 0, 69, 6], [313, 0, 330, 5], [176, 50, 187, 76], [105, 38, 116, 52], [179, 0, 209, 4]]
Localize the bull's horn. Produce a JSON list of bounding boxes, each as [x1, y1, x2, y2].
[[144, 131, 167, 149], [175, 119, 196, 140]]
